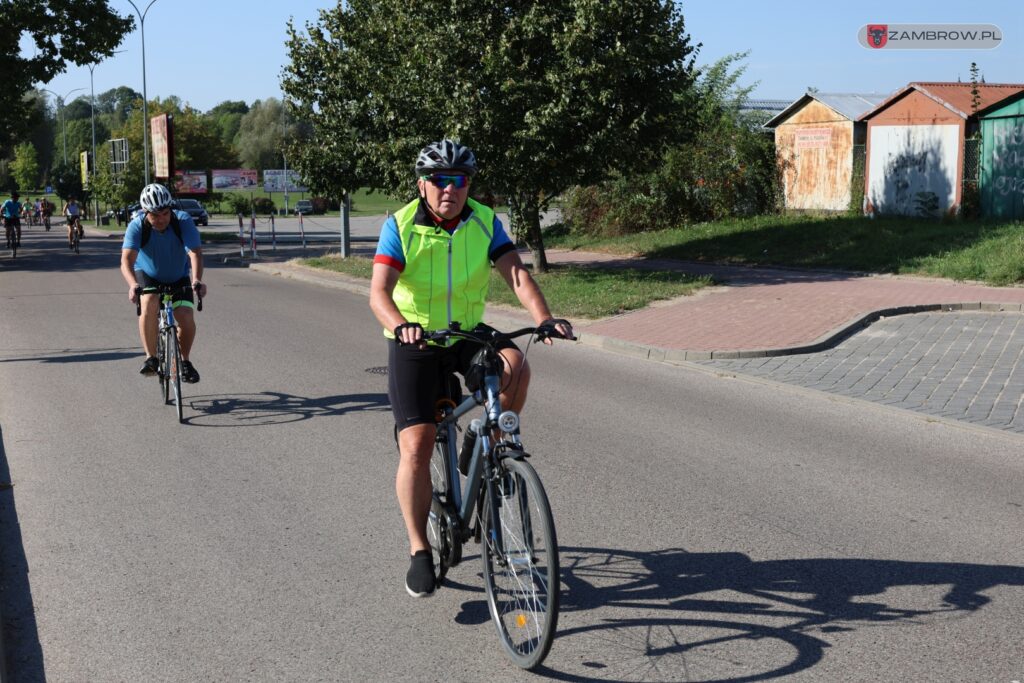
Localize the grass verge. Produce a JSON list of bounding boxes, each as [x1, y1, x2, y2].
[[294, 254, 710, 320], [545, 214, 1024, 286]]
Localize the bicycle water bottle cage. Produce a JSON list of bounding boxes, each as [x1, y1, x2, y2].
[[464, 348, 502, 393]]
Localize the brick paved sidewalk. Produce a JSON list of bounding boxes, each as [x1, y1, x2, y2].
[[538, 249, 1024, 360]]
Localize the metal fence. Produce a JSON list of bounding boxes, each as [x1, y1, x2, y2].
[[963, 137, 981, 185]]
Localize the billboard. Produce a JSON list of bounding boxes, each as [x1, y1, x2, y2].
[[80, 151, 90, 187], [175, 171, 208, 194], [211, 169, 258, 190], [150, 113, 173, 178], [263, 169, 308, 193]]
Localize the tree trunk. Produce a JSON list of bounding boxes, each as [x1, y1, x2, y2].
[[508, 192, 548, 274]]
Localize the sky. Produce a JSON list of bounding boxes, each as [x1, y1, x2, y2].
[[32, 0, 1024, 114]]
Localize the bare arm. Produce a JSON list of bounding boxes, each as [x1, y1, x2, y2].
[[121, 249, 141, 303], [188, 247, 206, 297], [494, 251, 574, 341]]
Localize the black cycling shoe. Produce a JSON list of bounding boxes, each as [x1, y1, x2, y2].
[[405, 550, 436, 598], [181, 360, 200, 384], [139, 356, 159, 376]]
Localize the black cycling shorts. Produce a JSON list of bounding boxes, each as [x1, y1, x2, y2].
[[388, 323, 519, 430], [136, 272, 195, 308]]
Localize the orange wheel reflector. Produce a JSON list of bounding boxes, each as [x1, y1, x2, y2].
[[516, 614, 528, 628]]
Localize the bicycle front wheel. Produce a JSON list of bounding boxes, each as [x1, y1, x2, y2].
[[482, 457, 559, 670], [158, 332, 169, 402], [169, 333, 183, 423]]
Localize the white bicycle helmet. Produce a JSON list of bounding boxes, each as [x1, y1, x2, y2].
[[414, 139, 478, 177], [139, 183, 173, 212]]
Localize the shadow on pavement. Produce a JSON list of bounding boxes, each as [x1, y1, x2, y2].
[[0, 428, 44, 682], [526, 546, 1024, 682], [184, 391, 390, 427], [0, 348, 139, 365]]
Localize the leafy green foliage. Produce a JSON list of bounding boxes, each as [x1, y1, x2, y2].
[[11, 143, 41, 190], [235, 98, 294, 170], [282, 0, 698, 271], [0, 0, 132, 153], [562, 53, 782, 236]]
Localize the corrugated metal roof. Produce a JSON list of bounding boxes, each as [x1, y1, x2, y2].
[[860, 82, 1024, 121], [764, 92, 887, 128]]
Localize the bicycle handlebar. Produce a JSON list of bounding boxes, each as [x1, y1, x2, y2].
[[413, 321, 575, 347], [134, 283, 204, 316]]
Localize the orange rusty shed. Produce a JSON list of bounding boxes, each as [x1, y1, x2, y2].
[[766, 92, 886, 211], [859, 82, 1024, 217]]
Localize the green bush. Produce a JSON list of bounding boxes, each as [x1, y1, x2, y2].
[[227, 194, 251, 216], [252, 197, 276, 214]]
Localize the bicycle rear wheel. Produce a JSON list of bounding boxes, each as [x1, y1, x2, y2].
[[72, 231, 80, 254], [169, 333, 184, 423], [482, 457, 559, 670]]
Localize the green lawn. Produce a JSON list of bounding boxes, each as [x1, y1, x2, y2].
[[294, 254, 710, 320], [544, 214, 1024, 286]]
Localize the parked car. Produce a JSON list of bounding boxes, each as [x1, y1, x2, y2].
[[293, 199, 314, 215], [173, 198, 209, 226], [117, 203, 142, 223]]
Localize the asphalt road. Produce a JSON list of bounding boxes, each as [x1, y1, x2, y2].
[[1, 231, 1022, 682]]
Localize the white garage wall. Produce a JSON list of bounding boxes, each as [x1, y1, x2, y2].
[[868, 125, 960, 216]]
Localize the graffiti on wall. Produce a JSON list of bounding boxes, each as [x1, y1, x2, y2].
[[991, 123, 1024, 198], [867, 125, 958, 216]]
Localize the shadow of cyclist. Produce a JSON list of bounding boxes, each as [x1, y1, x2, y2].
[[529, 546, 1024, 682], [184, 391, 390, 427]]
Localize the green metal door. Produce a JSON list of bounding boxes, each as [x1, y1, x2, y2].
[[981, 108, 1024, 220]]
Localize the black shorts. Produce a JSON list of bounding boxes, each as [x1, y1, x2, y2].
[[388, 323, 519, 430], [136, 272, 195, 307]]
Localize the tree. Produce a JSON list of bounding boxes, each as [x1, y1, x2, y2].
[[96, 86, 143, 127], [206, 100, 249, 149], [11, 143, 41, 190], [283, 0, 698, 271], [969, 62, 982, 114], [235, 98, 294, 171], [108, 97, 237, 193], [0, 0, 132, 154]]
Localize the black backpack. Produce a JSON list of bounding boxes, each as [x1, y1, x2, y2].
[[140, 212, 182, 248]]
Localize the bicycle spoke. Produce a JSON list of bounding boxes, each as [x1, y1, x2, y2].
[[482, 458, 559, 669]]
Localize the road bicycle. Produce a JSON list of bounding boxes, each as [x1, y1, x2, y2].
[[4, 220, 17, 258], [135, 284, 203, 423], [414, 321, 571, 670], [68, 216, 83, 253]]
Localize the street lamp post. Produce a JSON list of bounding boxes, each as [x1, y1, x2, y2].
[[126, 0, 159, 186], [43, 87, 86, 166], [87, 52, 123, 223]]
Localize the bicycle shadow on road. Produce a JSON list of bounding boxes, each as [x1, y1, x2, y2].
[[0, 347, 138, 365], [532, 546, 1024, 682], [183, 391, 390, 427], [0, 427, 45, 681]]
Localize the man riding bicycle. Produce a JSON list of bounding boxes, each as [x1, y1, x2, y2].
[[369, 139, 574, 598], [63, 196, 84, 249], [120, 183, 207, 383], [2, 191, 22, 247]]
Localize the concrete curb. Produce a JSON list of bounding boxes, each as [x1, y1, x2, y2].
[[245, 260, 1024, 362]]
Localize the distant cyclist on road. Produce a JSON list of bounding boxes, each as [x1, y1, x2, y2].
[[63, 196, 83, 249], [120, 183, 207, 383], [2, 191, 23, 247], [369, 139, 574, 598]]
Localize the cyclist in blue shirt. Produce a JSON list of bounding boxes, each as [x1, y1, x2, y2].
[[120, 183, 207, 383], [2, 191, 23, 247]]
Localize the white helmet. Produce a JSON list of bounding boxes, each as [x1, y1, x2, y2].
[[139, 183, 173, 212]]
